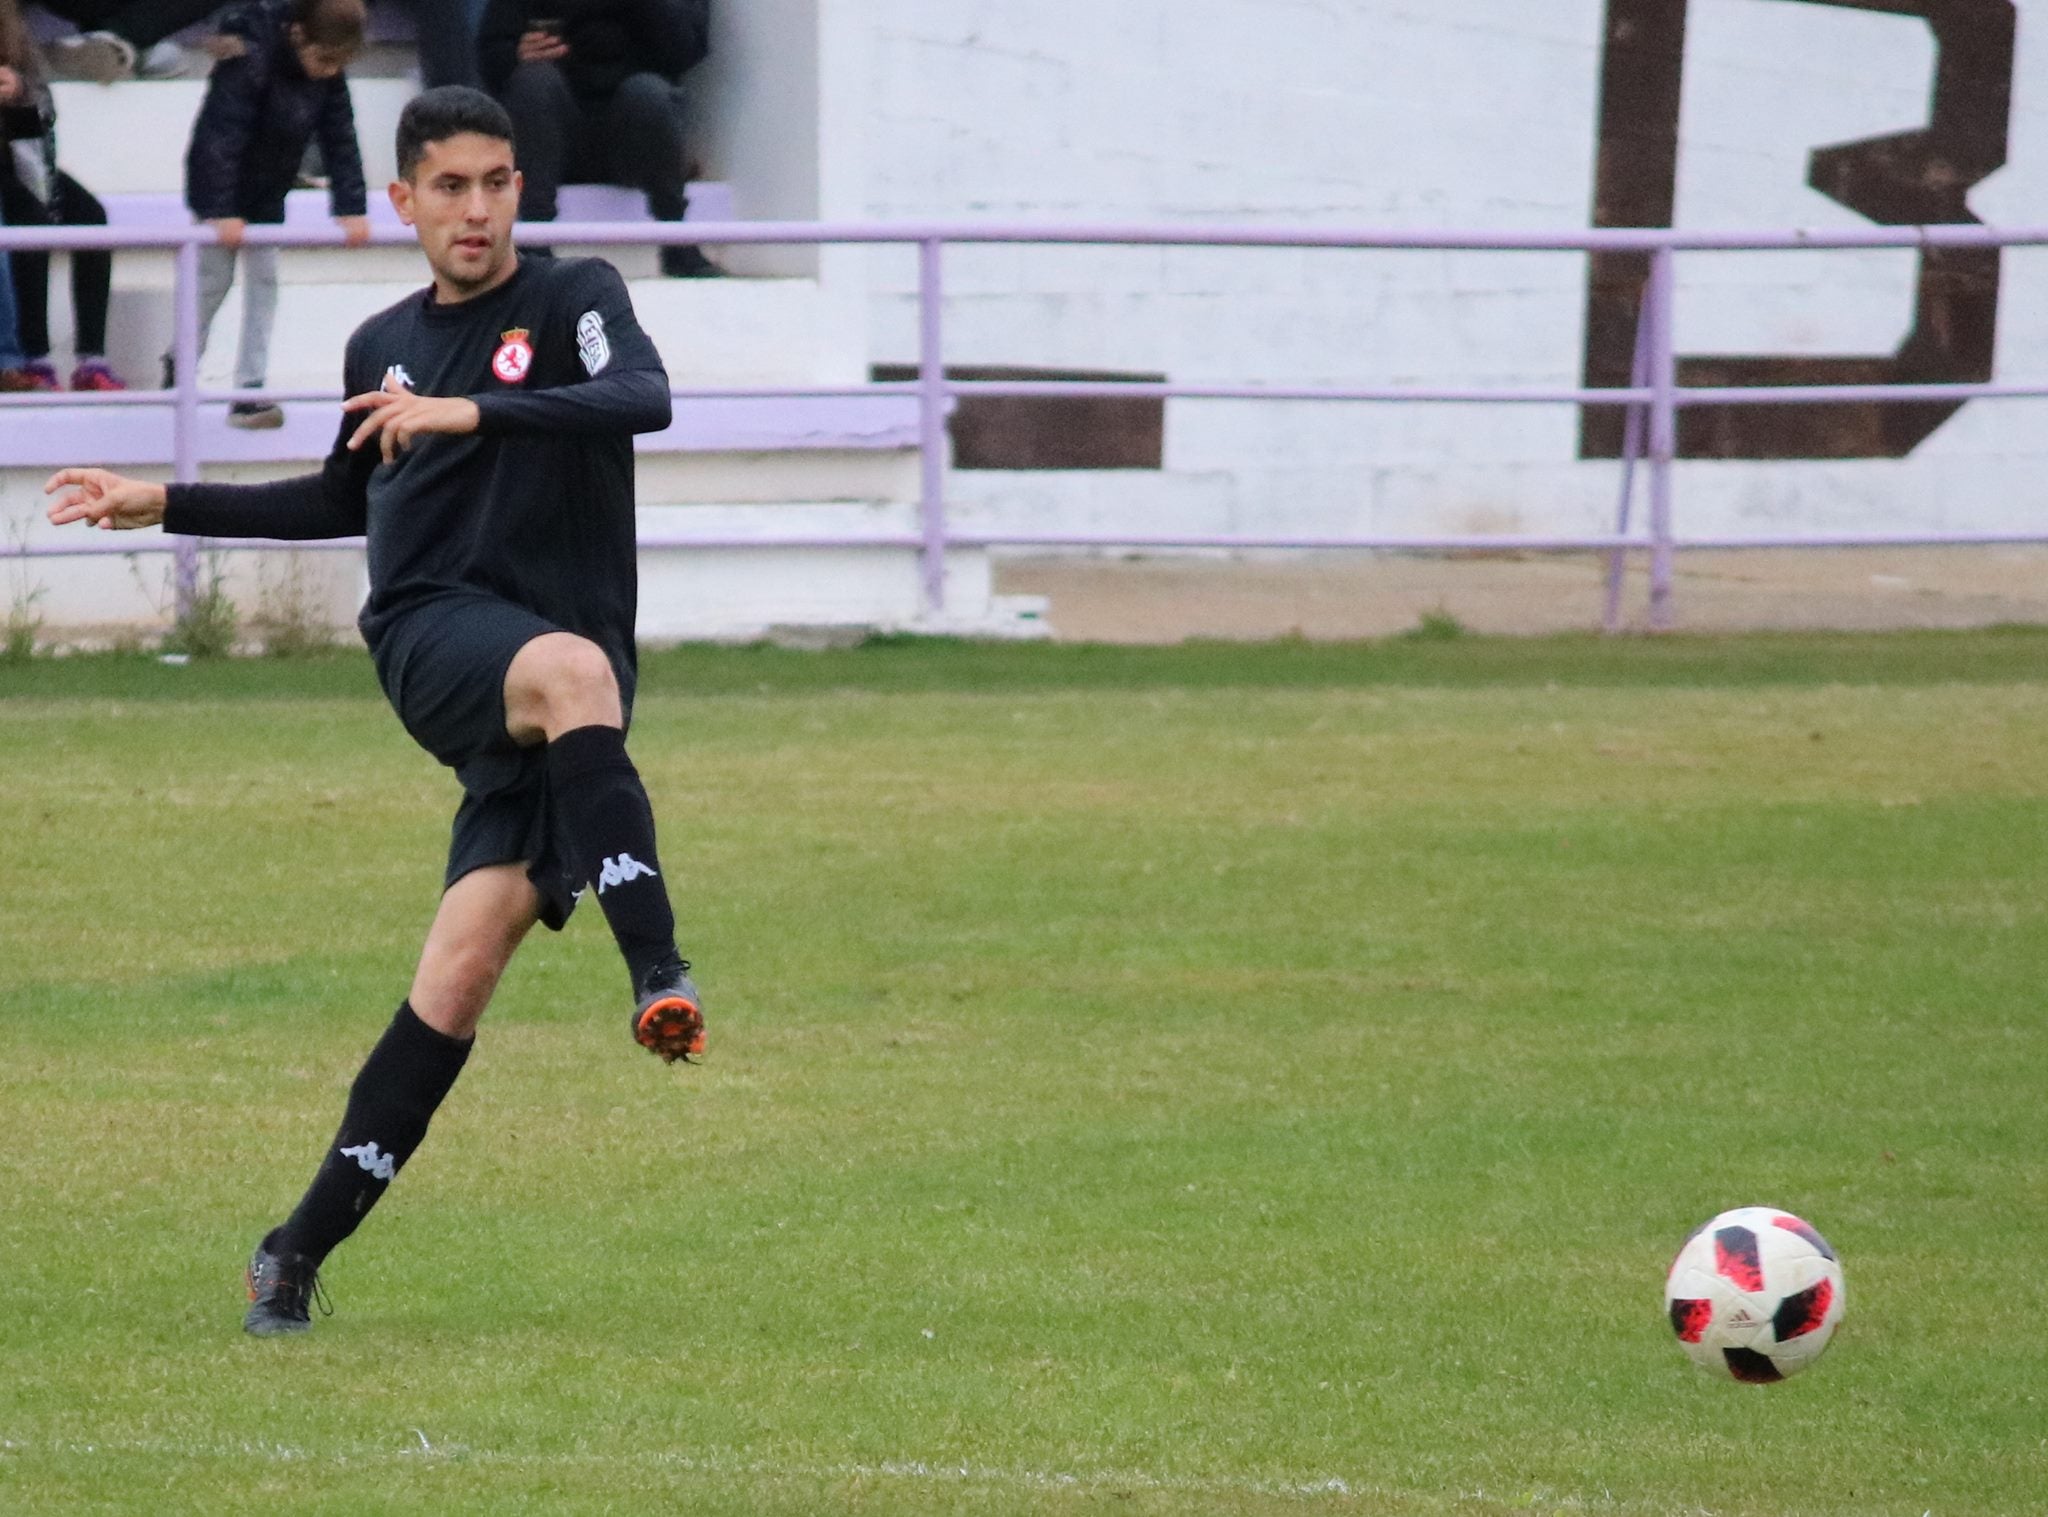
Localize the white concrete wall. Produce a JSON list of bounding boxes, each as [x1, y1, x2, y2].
[[854, 0, 2048, 544], [690, 0, 871, 349], [692, 0, 821, 276]]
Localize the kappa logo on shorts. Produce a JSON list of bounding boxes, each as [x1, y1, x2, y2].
[[492, 327, 534, 384], [339, 1141, 398, 1181], [577, 309, 611, 375], [596, 853, 659, 894]]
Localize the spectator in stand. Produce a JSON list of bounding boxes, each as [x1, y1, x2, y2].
[[33, 0, 225, 81], [202, 2, 489, 91], [389, 0, 486, 89], [0, 206, 33, 390], [478, 0, 719, 277], [177, 0, 369, 428], [0, 0, 126, 389], [0, 7, 30, 389]]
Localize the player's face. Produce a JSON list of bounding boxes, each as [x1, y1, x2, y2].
[[391, 134, 523, 300]]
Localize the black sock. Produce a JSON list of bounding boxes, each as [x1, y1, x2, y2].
[[275, 1002, 473, 1266], [546, 723, 680, 988]]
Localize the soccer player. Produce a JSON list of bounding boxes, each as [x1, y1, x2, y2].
[[43, 86, 704, 1336]]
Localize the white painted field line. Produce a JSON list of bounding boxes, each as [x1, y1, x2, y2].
[[0, 1436, 1650, 1511], [3, 1437, 1365, 1501]]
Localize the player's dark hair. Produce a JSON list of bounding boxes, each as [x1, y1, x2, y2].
[[290, 0, 366, 51], [395, 86, 516, 181]]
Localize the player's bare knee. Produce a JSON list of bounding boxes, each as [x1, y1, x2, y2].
[[419, 941, 509, 1028], [540, 637, 620, 731], [462, 935, 515, 989], [507, 633, 621, 740], [549, 635, 615, 694]]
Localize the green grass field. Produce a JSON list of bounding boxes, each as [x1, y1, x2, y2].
[[3, 633, 2045, 1515]]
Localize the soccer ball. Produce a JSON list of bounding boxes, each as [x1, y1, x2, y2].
[[1664, 1206, 1845, 1383]]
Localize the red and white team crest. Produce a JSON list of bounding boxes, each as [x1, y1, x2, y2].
[[492, 327, 534, 384]]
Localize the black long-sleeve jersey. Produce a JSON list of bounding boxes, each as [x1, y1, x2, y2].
[[163, 255, 672, 674]]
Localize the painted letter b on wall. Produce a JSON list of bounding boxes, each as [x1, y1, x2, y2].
[[1582, 0, 2014, 460]]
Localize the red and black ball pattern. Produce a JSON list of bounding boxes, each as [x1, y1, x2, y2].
[[1713, 1225, 1765, 1292]]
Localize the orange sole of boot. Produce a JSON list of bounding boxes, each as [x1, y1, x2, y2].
[[635, 996, 706, 1063]]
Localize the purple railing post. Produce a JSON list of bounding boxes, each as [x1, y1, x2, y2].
[[171, 236, 204, 619], [916, 237, 948, 615], [1603, 287, 1654, 633], [1644, 245, 1679, 631]]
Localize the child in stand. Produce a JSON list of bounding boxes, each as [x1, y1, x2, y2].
[[177, 0, 369, 428], [0, 0, 124, 390], [0, 203, 30, 389]]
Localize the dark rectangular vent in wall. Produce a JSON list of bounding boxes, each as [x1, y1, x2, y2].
[[871, 366, 1165, 470]]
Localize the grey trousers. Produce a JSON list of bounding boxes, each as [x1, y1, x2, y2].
[[191, 242, 278, 390]]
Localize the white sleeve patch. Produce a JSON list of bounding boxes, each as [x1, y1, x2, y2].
[[576, 309, 611, 375]]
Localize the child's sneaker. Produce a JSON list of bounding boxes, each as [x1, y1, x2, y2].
[[69, 360, 126, 392], [138, 40, 188, 79], [227, 401, 285, 429], [52, 30, 137, 83]]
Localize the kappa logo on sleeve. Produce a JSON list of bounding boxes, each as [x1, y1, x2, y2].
[[492, 327, 534, 384], [577, 309, 611, 375], [339, 1141, 397, 1181], [383, 363, 415, 390]]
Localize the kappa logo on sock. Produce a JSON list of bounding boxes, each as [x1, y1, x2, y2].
[[339, 1141, 397, 1182], [596, 853, 659, 894]]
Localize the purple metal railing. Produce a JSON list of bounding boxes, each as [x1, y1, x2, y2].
[[6, 218, 2048, 631]]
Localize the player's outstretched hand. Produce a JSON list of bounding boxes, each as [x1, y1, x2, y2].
[[44, 468, 169, 531], [343, 373, 481, 464]]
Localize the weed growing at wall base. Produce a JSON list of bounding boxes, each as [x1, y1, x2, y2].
[[3, 519, 46, 661], [252, 554, 339, 657], [164, 554, 240, 659], [2, 589, 42, 661], [2, 635, 2045, 1514], [1402, 604, 1468, 641]]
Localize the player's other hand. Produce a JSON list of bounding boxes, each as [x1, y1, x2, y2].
[[337, 215, 372, 248], [44, 469, 169, 531], [0, 66, 23, 105], [343, 372, 481, 464], [209, 217, 247, 249]]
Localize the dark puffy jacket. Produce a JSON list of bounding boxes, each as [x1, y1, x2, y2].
[[184, 0, 367, 223], [478, 0, 709, 100]]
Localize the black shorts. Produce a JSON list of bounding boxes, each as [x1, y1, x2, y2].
[[372, 594, 605, 931]]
